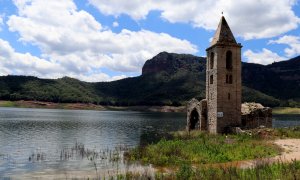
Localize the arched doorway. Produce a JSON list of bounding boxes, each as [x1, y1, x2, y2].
[[189, 108, 200, 130]]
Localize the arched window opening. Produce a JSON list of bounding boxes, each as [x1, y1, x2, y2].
[[226, 74, 233, 84], [226, 75, 229, 83], [210, 52, 214, 69], [228, 93, 231, 100], [210, 75, 213, 84], [226, 51, 232, 70], [229, 75, 233, 84]]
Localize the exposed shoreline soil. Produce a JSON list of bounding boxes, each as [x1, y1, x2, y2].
[[240, 139, 300, 168], [1, 100, 299, 114], [0, 100, 186, 113]]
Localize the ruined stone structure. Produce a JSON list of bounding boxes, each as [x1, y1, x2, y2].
[[241, 103, 272, 129], [186, 16, 272, 133], [186, 98, 207, 131], [187, 100, 273, 132]]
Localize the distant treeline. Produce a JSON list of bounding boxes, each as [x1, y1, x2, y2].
[[0, 52, 300, 107]]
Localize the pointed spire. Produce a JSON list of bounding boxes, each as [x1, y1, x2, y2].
[[210, 16, 237, 46]]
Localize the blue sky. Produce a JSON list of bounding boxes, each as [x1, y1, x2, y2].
[[0, 0, 299, 82]]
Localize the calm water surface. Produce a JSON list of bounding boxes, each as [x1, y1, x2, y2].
[[0, 107, 299, 178], [0, 107, 185, 178]]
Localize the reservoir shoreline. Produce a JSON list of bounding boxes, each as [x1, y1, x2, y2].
[[0, 100, 186, 113], [1, 100, 300, 114]]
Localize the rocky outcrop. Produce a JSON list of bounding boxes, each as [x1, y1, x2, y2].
[[241, 103, 272, 129], [142, 52, 206, 75]]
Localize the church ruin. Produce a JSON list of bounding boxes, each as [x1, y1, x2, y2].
[[187, 16, 272, 134]]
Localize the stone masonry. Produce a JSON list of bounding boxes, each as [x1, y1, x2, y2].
[[206, 16, 242, 133], [241, 103, 272, 129], [186, 16, 272, 133], [187, 100, 272, 131]]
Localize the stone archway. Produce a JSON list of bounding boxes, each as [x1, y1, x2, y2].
[[186, 98, 207, 131], [189, 108, 200, 130]]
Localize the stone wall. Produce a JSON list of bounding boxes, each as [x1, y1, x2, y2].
[[186, 98, 207, 131], [186, 101, 272, 132], [241, 103, 272, 129], [215, 46, 242, 133]]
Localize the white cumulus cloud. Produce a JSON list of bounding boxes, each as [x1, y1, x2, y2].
[[0, 38, 128, 81], [88, 0, 155, 20], [6, 0, 197, 81], [269, 35, 300, 57], [0, 38, 63, 77], [113, 21, 119, 27], [243, 48, 286, 65], [88, 0, 300, 39]]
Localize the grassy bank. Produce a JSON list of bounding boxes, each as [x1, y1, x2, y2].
[[0, 100, 185, 112], [127, 131, 281, 167], [121, 160, 300, 180], [173, 160, 300, 180], [0, 100, 16, 107], [127, 127, 300, 167], [273, 107, 300, 114], [124, 127, 300, 179], [68, 159, 299, 179], [272, 126, 300, 138]]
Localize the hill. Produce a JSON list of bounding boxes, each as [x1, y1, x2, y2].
[[0, 52, 299, 107], [243, 56, 300, 105]]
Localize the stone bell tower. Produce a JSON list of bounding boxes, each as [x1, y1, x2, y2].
[[205, 16, 242, 133]]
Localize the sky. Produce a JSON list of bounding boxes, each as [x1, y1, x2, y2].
[[0, 0, 299, 82]]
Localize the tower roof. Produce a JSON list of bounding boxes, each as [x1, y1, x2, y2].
[[210, 16, 237, 46]]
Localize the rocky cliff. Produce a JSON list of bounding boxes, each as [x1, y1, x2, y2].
[[142, 52, 206, 75]]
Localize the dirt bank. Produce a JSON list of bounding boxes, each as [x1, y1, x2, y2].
[[0, 100, 186, 113], [236, 139, 300, 169]]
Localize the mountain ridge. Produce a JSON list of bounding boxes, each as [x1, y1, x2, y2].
[[0, 52, 299, 107]]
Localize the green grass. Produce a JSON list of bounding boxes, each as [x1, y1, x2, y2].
[[115, 159, 300, 180], [127, 131, 280, 167], [157, 160, 300, 180], [0, 101, 16, 107], [273, 126, 300, 138], [123, 128, 300, 179], [273, 107, 300, 114], [236, 127, 300, 139]]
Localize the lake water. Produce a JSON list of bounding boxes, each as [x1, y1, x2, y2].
[[0, 107, 300, 178]]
